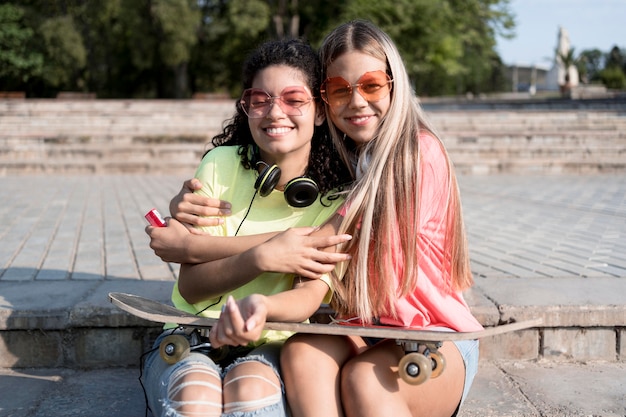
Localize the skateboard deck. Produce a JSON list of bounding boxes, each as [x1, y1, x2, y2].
[[109, 292, 541, 384]]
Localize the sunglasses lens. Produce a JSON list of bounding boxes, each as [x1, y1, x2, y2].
[[241, 89, 269, 118], [322, 78, 352, 107], [240, 88, 312, 118], [322, 71, 392, 108], [279, 89, 312, 114], [358, 72, 392, 101]]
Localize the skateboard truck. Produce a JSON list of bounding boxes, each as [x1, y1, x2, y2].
[[397, 341, 446, 385], [159, 332, 228, 365]]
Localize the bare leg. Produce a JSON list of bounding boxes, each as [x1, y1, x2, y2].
[[341, 340, 464, 417], [223, 360, 283, 414], [167, 364, 222, 417], [281, 334, 357, 417]]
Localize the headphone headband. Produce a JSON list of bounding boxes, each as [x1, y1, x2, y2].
[[254, 164, 319, 207]]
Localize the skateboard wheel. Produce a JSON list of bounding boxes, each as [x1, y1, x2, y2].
[[160, 335, 190, 365], [429, 351, 446, 379], [398, 352, 431, 385]]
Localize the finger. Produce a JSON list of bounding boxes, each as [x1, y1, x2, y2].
[[223, 296, 249, 345], [176, 212, 223, 227], [187, 178, 203, 191], [209, 325, 224, 348], [244, 307, 263, 333], [187, 226, 210, 235], [204, 197, 232, 211], [212, 310, 236, 347], [311, 251, 352, 264], [297, 266, 332, 280], [181, 195, 231, 215], [311, 234, 352, 249]]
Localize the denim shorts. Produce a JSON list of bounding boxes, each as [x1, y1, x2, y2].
[[365, 330, 479, 407], [141, 329, 288, 417], [453, 338, 480, 404]]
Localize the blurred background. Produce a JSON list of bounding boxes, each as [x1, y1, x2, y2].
[[1, 0, 624, 100]]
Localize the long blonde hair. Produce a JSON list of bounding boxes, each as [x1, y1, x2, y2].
[[321, 20, 473, 322]]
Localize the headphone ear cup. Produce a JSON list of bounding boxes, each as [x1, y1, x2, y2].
[[284, 177, 319, 208], [254, 164, 281, 197]]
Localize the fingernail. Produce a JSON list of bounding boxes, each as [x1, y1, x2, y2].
[[245, 319, 256, 332]]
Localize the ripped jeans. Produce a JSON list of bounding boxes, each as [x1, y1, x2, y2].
[[142, 329, 289, 417]]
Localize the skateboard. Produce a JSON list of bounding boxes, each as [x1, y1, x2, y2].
[[109, 292, 541, 385]]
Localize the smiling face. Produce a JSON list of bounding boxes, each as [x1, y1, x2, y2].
[[247, 64, 324, 166], [325, 52, 391, 146]]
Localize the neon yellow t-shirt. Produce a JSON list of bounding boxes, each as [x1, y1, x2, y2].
[[171, 146, 344, 343]]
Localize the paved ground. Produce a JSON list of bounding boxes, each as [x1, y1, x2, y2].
[[0, 173, 625, 416], [0, 361, 624, 417]]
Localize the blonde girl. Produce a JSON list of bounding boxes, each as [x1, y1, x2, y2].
[[280, 20, 483, 417]]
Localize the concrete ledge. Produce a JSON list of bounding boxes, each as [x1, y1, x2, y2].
[[474, 277, 626, 327], [1, 277, 624, 367]]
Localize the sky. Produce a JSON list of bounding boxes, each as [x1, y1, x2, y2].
[[495, 0, 626, 68]]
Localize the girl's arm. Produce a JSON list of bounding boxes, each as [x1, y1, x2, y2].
[[202, 215, 344, 347], [210, 278, 330, 348], [178, 217, 349, 303], [169, 178, 232, 229], [147, 178, 273, 264], [146, 217, 277, 264]]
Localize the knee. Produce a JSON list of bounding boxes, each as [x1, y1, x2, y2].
[[341, 358, 373, 398], [223, 360, 282, 414], [167, 363, 222, 416]]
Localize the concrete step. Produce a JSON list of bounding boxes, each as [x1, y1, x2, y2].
[[0, 278, 624, 369], [2, 99, 626, 175]]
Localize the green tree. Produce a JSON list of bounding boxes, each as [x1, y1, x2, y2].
[[331, 0, 514, 96], [600, 46, 626, 89], [113, 0, 201, 97], [0, 0, 518, 97], [0, 4, 43, 89], [577, 48, 604, 83], [39, 15, 87, 90], [599, 66, 626, 89], [605, 46, 624, 71], [189, 0, 271, 96]]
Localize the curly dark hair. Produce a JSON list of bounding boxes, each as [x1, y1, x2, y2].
[[209, 38, 352, 196]]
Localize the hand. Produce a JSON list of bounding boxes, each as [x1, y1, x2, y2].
[[169, 178, 231, 230], [145, 218, 193, 263], [209, 295, 267, 348], [254, 227, 352, 279]]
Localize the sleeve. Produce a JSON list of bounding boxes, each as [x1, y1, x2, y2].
[[191, 150, 224, 235], [418, 133, 451, 228]]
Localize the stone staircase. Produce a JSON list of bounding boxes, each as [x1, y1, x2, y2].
[[1, 98, 625, 175], [432, 109, 626, 174], [0, 99, 234, 175]]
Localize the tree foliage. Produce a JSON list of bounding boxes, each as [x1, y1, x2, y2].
[[0, 4, 43, 85], [1, 0, 620, 98], [39, 15, 86, 88]]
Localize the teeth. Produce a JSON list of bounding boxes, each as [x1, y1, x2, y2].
[[266, 127, 292, 134], [350, 116, 370, 123]]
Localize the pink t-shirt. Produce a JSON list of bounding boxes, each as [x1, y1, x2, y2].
[[338, 132, 483, 332]]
